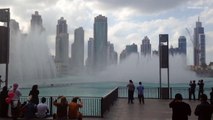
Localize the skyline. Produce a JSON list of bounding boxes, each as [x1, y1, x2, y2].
[[0, 0, 213, 65]]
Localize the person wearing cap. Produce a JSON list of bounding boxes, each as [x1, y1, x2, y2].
[[194, 94, 213, 120], [169, 93, 191, 120]]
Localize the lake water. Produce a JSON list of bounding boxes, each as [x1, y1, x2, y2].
[[19, 77, 213, 97]]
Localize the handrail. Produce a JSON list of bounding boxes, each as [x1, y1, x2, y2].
[[101, 87, 118, 117]]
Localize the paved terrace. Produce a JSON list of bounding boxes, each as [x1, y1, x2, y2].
[[84, 98, 212, 120], [2, 99, 212, 120]]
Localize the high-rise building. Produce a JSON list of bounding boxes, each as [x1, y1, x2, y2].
[[141, 36, 151, 56], [94, 15, 108, 71], [30, 11, 44, 31], [71, 27, 84, 72], [120, 43, 138, 62], [55, 17, 69, 70], [86, 38, 94, 71], [107, 42, 118, 65], [193, 18, 206, 66], [178, 36, 187, 55], [10, 19, 20, 33]]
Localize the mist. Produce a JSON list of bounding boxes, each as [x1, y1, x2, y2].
[[0, 26, 57, 86], [97, 53, 198, 84]]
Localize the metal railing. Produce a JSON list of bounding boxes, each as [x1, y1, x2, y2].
[[20, 87, 119, 118], [19, 86, 212, 118], [118, 86, 212, 99], [101, 87, 118, 117]]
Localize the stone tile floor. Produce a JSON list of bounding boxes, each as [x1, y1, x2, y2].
[[2, 99, 212, 120]]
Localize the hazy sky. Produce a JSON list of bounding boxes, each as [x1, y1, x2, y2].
[[1, 0, 213, 65]]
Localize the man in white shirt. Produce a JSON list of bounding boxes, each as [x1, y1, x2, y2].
[[36, 97, 49, 118]]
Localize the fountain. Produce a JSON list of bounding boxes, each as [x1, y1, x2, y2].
[[0, 20, 57, 87]]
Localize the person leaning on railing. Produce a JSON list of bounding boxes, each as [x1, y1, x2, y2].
[[68, 97, 83, 120]]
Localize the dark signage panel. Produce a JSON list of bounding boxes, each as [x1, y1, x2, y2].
[[0, 26, 8, 63]]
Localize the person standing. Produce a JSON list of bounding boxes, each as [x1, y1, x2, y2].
[[29, 85, 39, 105], [0, 86, 9, 117], [194, 94, 213, 120], [127, 80, 135, 104], [68, 97, 83, 120], [190, 80, 196, 100], [137, 82, 144, 104], [210, 88, 213, 105], [169, 93, 191, 120], [9, 83, 22, 120], [197, 80, 204, 100]]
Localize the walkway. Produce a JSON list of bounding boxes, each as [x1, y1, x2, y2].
[[84, 98, 211, 120], [2, 99, 212, 120]]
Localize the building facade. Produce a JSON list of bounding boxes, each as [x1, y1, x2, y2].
[[193, 18, 206, 66], [141, 36, 151, 56], [120, 43, 138, 62], [55, 17, 69, 72], [86, 38, 94, 71], [30, 11, 44, 31], [94, 15, 108, 71], [71, 27, 84, 73], [178, 36, 187, 55]]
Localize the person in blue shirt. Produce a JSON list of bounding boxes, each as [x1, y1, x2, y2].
[[137, 82, 144, 104]]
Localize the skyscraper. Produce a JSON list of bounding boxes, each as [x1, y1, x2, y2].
[[120, 43, 138, 62], [107, 42, 118, 65], [55, 17, 69, 67], [193, 18, 206, 66], [141, 36, 151, 56], [30, 11, 44, 31], [178, 36, 187, 55], [94, 15, 108, 71], [71, 27, 84, 72], [86, 38, 94, 71]]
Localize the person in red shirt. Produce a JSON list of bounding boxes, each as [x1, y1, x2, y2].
[[68, 97, 83, 120]]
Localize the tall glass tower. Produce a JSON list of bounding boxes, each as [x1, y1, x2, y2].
[[94, 15, 108, 71], [178, 36, 187, 55], [141, 36, 151, 56], [55, 17, 69, 64], [30, 11, 44, 31], [71, 27, 84, 72], [86, 38, 94, 71], [193, 18, 206, 66]]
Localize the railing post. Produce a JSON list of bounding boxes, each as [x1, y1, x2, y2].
[[101, 97, 104, 118], [50, 97, 53, 116]]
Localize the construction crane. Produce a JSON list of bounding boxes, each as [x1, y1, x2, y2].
[[185, 28, 201, 66], [185, 28, 194, 46]]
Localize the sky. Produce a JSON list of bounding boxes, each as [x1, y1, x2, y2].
[[1, 0, 213, 65]]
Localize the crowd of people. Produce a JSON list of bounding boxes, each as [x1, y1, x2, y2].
[[127, 79, 213, 120], [170, 93, 213, 120], [0, 79, 212, 120], [0, 83, 83, 120]]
